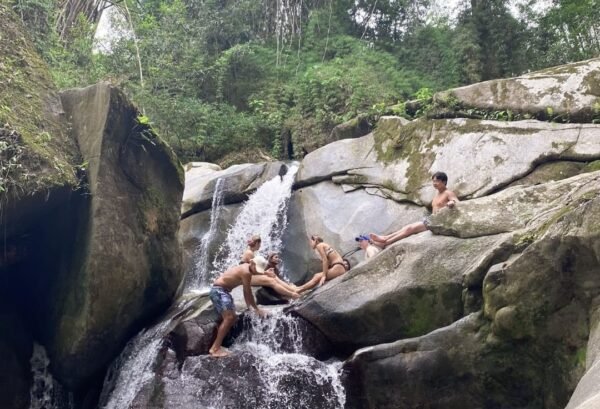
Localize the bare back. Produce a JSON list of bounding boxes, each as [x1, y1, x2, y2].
[[214, 264, 251, 291]]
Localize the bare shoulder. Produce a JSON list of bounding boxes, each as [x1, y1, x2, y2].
[[446, 189, 459, 200]]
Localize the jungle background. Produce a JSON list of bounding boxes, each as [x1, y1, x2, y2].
[[7, 0, 600, 166]]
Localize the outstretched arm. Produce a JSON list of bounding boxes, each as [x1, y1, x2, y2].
[[447, 190, 460, 208], [242, 271, 265, 316]]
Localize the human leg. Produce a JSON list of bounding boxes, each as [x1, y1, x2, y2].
[[297, 272, 324, 293], [370, 221, 427, 248], [209, 310, 236, 357], [251, 275, 299, 299], [209, 286, 236, 357]]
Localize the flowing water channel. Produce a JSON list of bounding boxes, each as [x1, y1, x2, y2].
[[96, 163, 346, 409]]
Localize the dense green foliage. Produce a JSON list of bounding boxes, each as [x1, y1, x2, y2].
[[8, 0, 600, 165]]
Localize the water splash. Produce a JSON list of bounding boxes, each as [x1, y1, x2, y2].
[[187, 177, 226, 289], [29, 344, 73, 409], [230, 309, 346, 409], [211, 164, 298, 281], [99, 322, 169, 409]]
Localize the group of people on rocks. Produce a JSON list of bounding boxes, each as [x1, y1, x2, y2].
[[208, 171, 459, 357]]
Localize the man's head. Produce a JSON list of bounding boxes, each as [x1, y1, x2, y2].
[[250, 255, 268, 274], [355, 234, 370, 249], [432, 171, 448, 191]]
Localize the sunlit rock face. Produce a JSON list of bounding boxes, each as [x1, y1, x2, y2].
[[436, 57, 600, 122]]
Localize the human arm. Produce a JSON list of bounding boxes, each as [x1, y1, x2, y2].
[[242, 270, 266, 316], [264, 268, 276, 278], [446, 191, 460, 208]]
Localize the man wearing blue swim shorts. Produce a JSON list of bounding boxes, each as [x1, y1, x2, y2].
[[208, 256, 268, 357]]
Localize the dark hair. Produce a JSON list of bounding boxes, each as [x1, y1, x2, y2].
[[310, 235, 323, 244], [342, 258, 351, 270], [432, 172, 448, 184], [267, 252, 279, 263]]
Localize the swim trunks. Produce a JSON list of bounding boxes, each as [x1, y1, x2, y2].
[[209, 285, 235, 315], [422, 216, 431, 229]]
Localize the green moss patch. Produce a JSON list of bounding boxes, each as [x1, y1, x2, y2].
[[0, 4, 79, 197]]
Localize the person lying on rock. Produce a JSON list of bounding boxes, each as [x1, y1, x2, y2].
[[241, 234, 262, 264], [209, 256, 268, 357], [256, 252, 301, 303], [250, 252, 300, 300], [355, 234, 381, 260], [240, 236, 300, 300], [370, 171, 459, 248], [297, 235, 349, 293]]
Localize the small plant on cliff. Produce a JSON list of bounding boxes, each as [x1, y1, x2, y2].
[[0, 127, 26, 195]]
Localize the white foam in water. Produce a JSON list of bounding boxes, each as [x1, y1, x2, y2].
[[100, 322, 169, 409], [100, 163, 345, 409], [231, 310, 346, 409], [29, 344, 73, 409], [188, 177, 226, 289], [210, 164, 299, 282]]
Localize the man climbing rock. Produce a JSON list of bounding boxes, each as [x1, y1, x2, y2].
[[208, 256, 268, 357]]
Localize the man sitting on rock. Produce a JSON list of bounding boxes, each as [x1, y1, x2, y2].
[[355, 235, 381, 260], [370, 171, 459, 248], [208, 256, 268, 357]]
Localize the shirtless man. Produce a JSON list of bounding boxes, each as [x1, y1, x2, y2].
[[355, 235, 381, 260], [208, 256, 268, 357], [370, 172, 459, 248]]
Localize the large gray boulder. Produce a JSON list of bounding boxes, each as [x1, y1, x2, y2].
[[181, 161, 290, 217], [338, 172, 600, 409], [281, 181, 424, 280], [297, 117, 600, 207], [292, 231, 509, 349], [44, 83, 184, 387], [436, 57, 600, 122]]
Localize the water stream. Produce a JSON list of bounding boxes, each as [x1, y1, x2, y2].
[[29, 344, 73, 409], [187, 177, 226, 289], [97, 163, 345, 409]]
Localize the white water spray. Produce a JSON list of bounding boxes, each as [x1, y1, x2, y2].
[[211, 164, 298, 280], [231, 309, 346, 409], [187, 177, 226, 289], [100, 322, 169, 409], [29, 344, 73, 409]]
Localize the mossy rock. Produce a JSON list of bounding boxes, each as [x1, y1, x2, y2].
[[0, 4, 79, 199]]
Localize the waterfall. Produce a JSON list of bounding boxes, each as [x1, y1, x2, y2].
[[29, 344, 73, 409], [99, 162, 346, 409], [99, 321, 170, 409], [218, 308, 345, 409], [187, 177, 226, 289], [211, 164, 298, 281]]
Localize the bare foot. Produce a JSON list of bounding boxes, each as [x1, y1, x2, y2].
[[209, 347, 231, 357], [369, 233, 387, 247], [290, 292, 300, 299]]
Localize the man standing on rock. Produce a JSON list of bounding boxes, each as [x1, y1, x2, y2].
[[209, 256, 268, 357], [370, 172, 459, 248]]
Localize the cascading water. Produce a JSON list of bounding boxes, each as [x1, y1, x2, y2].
[[99, 163, 346, 409], [29, 344, 73, 409], [230, 310, 346, 409], [187, 177, 226, 289], [99, 321, 170, 409], [211, 164, 298, 281]]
